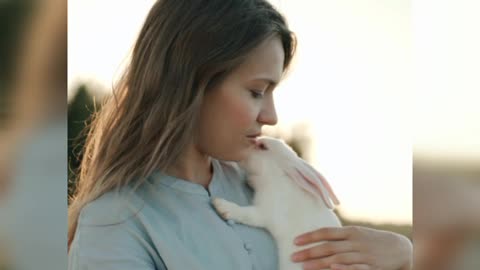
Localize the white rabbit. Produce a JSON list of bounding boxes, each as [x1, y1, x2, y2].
[[213, 136, 341, 270]]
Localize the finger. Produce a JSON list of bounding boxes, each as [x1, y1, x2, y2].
[[331, 264, 371, 270], [291, 241, 356, 262], [302, 252, 366, 270], [295, 227, 350, 245]]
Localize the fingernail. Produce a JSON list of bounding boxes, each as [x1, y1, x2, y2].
[[294, 237, 303, 245], [291, 253, 301, 262]]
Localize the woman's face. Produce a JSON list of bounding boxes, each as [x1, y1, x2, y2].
[[196, 36, 284, 161]]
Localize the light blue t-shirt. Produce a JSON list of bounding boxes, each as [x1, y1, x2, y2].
[[68, 159, 278, 270]]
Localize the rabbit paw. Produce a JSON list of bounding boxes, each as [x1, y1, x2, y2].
[[212, 198, 239, 220]]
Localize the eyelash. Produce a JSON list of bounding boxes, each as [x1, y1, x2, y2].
[[250, 90, 264, 99]]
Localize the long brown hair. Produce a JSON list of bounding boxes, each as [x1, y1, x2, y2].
[[68, 0, 296, 248]]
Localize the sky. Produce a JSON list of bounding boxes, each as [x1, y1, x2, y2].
[[68, 0, 480, 225]]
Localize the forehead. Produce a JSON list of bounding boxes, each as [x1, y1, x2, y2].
[[233, 36, 285, 85]]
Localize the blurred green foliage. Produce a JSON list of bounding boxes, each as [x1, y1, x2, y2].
[[68, 84, 103, 197]]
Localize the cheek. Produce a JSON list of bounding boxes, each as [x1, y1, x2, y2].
[[226, 96, 258, 129], [197, 88, 257, 134], [196, 91, 259, 160]]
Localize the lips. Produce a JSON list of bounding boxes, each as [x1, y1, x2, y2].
[[246, 133, 261, 138], [246, 134, 260, 144]]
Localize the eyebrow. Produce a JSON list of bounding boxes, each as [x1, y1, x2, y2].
[[251, 77, 279, 86]]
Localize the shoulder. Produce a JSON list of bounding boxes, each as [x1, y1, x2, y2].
[[78, 187, 145, 227], [71, 185, 165, 269], [69, 212, 160, 270]]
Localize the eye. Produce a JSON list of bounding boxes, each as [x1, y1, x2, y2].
[[250, 90, 264, 99]]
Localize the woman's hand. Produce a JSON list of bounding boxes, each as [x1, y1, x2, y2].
[[291, 226, 412, 270]]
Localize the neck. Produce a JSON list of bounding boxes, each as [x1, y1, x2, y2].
[[164, 143, 213, 188]]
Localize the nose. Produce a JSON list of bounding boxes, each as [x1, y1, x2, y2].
[[257, 94, 278, 126]]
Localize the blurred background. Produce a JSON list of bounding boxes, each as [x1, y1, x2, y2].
[[1, 0, 479, 269], [0, 0, 67, 270], [412, 0, 480, 269]]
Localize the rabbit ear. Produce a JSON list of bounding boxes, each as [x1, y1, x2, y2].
[[299, 159, 340, 206], [285, 158, 340, 209]]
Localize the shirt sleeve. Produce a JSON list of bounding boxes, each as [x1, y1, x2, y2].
[[68, 221, 166, 270]]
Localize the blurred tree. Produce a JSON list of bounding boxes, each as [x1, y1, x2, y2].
[[68, 84, 103, 198]]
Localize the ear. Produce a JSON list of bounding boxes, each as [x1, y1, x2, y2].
[[285, 158, 340, 209]]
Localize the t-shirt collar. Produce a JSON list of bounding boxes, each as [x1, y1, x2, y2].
[[152, 158, 224, 197]]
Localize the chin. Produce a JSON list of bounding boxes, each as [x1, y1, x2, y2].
[[214, 151, 245, 162], [232, 151, 250, 162], [213, 142, 254, 162], [227, 150, 252, 163], [241, 144, 255, 158]]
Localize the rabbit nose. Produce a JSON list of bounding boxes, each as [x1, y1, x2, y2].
[[255, 141, 268, 150]]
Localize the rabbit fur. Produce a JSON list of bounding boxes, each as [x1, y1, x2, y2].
[[212, 136, 342, 270]]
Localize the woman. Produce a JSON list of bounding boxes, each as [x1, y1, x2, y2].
[[68, 0, 412, 269]]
